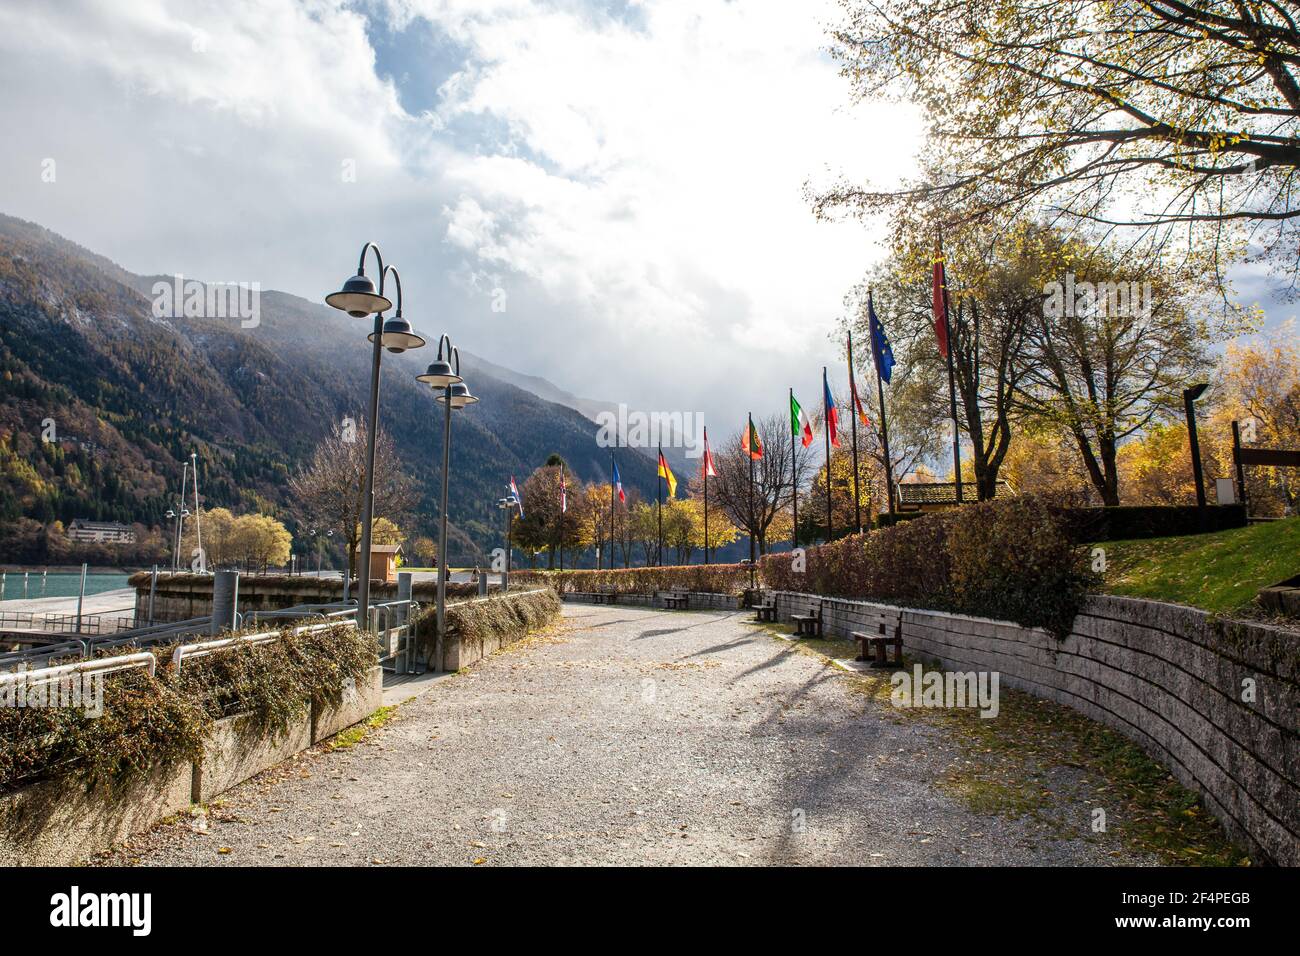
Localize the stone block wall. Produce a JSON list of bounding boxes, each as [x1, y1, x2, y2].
[[765, 590, 1299, 866]]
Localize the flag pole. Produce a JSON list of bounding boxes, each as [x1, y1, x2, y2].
[[657, 444, 663, 567], [609, 450, 616, 571], [558, 463, 564, 573], [822, 367, 833, 543], [939, 230, 963, 504], [871, 290, 896, 515], [703, 427, 710, 565], [747, 413, 756, 589], [789, 387, 798, 551], [847, 332, 862, 534]]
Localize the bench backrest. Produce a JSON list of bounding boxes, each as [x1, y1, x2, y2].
[[858, 605, 902, 635]]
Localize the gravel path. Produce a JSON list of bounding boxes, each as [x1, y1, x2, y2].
[[103, 604, 1150, 866]]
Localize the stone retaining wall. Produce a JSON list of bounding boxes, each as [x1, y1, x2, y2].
[[0, 667, 382, 865], [765, 590, 1299, 866]]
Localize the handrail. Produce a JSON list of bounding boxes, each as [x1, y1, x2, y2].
[[0, 652, 156, 687]]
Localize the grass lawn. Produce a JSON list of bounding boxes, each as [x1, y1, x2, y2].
[[1100, 517, 1300, 614]]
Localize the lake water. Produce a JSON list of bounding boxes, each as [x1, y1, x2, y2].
[[0, 572, 131, 601]]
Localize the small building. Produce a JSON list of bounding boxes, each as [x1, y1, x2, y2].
[[897, 480, 1016, 513], [353, 543, 401, 584], [66, 519, 137, 544]]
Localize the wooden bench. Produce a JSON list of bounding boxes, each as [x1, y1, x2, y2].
[[753, 600, 776, 623], [852, 607, 904, 668], [791, 602, 823, 637], [661, 589, 690, 610], [592, 587, 619, 605]]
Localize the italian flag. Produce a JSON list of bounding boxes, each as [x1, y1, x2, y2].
[[790, 393, 815, 448]]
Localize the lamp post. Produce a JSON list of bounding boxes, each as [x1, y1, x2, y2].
[[417, 337, 475, 667], [1183, 382, 1210, 508], [497, 496, 518, 590], [325, 244, 425, 628]]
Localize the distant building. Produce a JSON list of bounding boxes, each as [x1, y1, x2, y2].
[[353, 543, 402, 584], [66, 519, 137, 544], [897, 480, 1016, 513]]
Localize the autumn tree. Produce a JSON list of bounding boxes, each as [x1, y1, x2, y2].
[[1210, 326, 1300, 514], [511, 459, 587, 568], [817, 1, 1300, 294], [289, 420, 417, 582], [709, 414, 812, 555], [684, 474, 740, 559]]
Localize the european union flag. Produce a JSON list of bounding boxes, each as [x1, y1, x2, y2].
[[869, 293, 896, 385]]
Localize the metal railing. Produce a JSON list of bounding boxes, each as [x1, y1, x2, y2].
[[1, 592, 427, 684]]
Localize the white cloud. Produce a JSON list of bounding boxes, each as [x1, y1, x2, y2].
[[0, 0, 925, 431]]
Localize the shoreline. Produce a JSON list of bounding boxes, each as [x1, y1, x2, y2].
[[0, 565, 140, 576]]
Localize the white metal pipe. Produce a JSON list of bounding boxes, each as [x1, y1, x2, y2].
[[0, 651, 156, 687]]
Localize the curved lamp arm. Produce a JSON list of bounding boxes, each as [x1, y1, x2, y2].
[[381, 265, 403, 316], [435, 333, 453, 363], [356, 241, 384, 278], [451, 346, 461, 376]]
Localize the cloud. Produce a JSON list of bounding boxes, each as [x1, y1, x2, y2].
[[0, 0, 924, 434]]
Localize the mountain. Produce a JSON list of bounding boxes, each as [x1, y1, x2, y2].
[[0, 213, 662, 564]]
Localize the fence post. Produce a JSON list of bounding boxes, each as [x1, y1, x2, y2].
[[75, 563, 88, 634], [147, 565, 158, 626], [477, 567, 488, 597], [396, 572, 413, 673], [210, 570, 239, 635]]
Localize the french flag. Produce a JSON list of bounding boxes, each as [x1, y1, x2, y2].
[[823, 368, 840, 448], [612, 460, 626, 503], [509, 475, 523, 516]]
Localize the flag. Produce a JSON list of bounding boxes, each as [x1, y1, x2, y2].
[[742, 418, 763, 460], [658, 450, 677, 498], [702, 429, 717, 478], [560, 466, 567, 513], [790, 393, 815, 448], [869, 292, 896, 384], [932, 240, 950, 360], [849, 376, 871, 428], [823, 370, 841, 448], [612, 460, 626, 503], [509, 475, 524, 516]]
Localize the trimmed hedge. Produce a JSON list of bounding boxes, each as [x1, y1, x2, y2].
[[512, 564, 750, 595], [0, 624, 376, 795], [760, 496, 1097, 637], [1061, 504, 1248, 542], [416, 588, 561, 657]]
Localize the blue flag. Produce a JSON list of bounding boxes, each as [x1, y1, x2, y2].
[[869, 292, 896, 384]]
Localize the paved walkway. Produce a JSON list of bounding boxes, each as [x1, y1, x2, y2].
[[105, 604, 1149, 866]]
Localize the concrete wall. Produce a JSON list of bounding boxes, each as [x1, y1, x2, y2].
[[0, 666, 384, 865], [765, 590, 1299, 866]]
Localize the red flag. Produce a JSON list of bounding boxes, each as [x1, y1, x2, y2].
[[560, 465, 567, 513], [932, 240, 950, 359], [702, 428, 717, 477]]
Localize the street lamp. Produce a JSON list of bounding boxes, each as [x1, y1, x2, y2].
[[325, 243, 425, 629], [417, 337, 475, 666], [1183, 382, 1210, 508]]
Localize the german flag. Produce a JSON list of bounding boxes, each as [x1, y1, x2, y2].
[[658, 450, 678, 497]]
